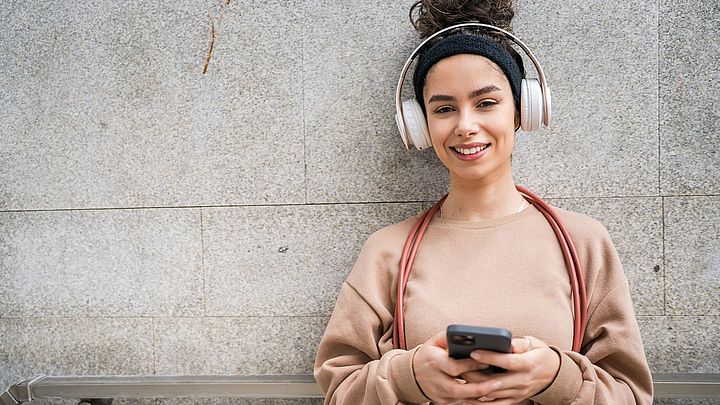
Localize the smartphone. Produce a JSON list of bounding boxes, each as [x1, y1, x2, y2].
[[447, 324, 512, 372]]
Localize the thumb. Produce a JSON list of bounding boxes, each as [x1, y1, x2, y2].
[[426, 330, 449, 349], [511, 336, 533, 354]]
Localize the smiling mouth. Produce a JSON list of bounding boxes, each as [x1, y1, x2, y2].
[[451, 144, 490, 155]]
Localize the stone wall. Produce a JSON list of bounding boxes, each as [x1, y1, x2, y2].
[[1, 0, 718, 403]]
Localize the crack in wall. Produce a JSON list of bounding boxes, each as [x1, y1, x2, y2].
[[202, 18, 216, 74], [202, 0, 232, 74]]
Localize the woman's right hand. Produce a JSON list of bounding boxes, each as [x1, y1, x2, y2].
[[412, 331, 499, 404]]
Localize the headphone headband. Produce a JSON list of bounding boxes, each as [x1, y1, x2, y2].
[[395, 23, 551, 149]]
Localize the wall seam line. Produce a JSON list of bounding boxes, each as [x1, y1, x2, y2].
[[301, 0, 308, 205], [152, 317, 157, 375], [1, 314, 715, 320], [0, 315, 341, 319], [658, 0, 666, 318], [200, 209, 207, 316], [657, 0, 662, 196], [661, 196, 667, 316], [5, 194, 720, 214]]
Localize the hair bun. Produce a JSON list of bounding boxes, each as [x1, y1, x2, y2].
[[410, 0, 515, 39]]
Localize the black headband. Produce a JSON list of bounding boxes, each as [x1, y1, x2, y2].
[[413, 34, 523, 111]]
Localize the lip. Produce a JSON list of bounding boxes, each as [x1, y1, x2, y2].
[[450, 142, 491, 161]]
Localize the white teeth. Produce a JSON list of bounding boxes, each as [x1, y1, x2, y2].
[[455, 145, 487, 155]]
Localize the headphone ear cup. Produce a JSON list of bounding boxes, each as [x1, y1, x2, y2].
[[544, 86, 552, 127], [402, 98, 432, 150], [520, 79, 544, 131]]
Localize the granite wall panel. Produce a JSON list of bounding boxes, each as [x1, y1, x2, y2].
[[0, 209, 203, 317], [664, 196, 720, 315], [639, 316, 720, 373], [0, 318, 154, 394], [549, 197, 664, 315], [303, 0, 449, 203], [203, 203, 422, 316], [153, 317, 327, 375], [512, 0, 659, 198], [659, 0, 720, 195], [0, 0, 305, 210]]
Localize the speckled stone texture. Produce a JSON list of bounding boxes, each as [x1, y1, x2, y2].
[[654, 399, 720, 405], [0, 0, 305, 210], [0, 0, 718, 400], [203, 203, 422, 316], [156, 399, 323, 405], [548, 197, 664, 315], [0, 209, 203, 317], [0, 318, 154, 394], [659, 0, 720, 195], [638, 316, 720, 373], [512, 0, 659, 198], [24, 400, 154, 405], [153, 317, 326, 375], [303, 0, 449, 203], [664, 196, 720, 315], [0, 399, 322, 405]]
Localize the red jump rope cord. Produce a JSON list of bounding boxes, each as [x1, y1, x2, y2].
[[393, 195, 446, 350], [393, 186, 587, 353], [516, 185, 587, 352]]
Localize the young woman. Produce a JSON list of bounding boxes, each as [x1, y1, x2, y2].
[[314, 1, 653, 403]]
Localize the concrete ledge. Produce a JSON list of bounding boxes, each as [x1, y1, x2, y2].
[[2, 373, 719, 403], [653, 373, 720, 398]]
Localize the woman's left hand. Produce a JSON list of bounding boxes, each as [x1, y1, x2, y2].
[[458, 336, 561, 404]]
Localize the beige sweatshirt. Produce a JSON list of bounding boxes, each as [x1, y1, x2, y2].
[[314, 205, 653, 404]]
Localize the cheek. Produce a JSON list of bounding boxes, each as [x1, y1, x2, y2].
[[427, 118, 450, 142], [427, 123, 439, 143], [494, 109, 519, 137], [427, 121, 451, 159]]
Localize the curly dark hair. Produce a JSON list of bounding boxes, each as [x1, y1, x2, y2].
[[409, 0, 525, 77], [409, 0, 515, 39]]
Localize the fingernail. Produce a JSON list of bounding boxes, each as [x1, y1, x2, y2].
[[470, 351, 481, 360], [490, 381, 503, 390]]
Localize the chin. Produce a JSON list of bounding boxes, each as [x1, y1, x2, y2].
[[448, 163, 513, 185]]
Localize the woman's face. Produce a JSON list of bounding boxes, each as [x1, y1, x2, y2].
[[423, 53, 518, 186]]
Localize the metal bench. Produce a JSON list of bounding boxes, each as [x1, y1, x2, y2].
[[2, 373, 719, 404]]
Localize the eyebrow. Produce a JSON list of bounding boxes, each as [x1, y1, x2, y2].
[[427, 85, 502, 103]]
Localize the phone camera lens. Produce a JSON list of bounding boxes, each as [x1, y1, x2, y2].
[[451, 335, 475, 346]]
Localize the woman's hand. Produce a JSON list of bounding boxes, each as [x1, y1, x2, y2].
[[460, 335, 561, 404], [413, 331, 498, 404]]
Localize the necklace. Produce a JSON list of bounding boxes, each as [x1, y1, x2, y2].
[[439, 198, 528, 219]]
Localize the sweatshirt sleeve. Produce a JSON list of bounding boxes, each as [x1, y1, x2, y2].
[[530, 278, 653, 404], [531, 216, 653, 404], [314, 225, 432, 405], [314, 282, 430, 404]]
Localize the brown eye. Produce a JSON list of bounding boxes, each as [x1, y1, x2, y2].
[[434, 106, 455, 114], [477, 99, 498, 108]]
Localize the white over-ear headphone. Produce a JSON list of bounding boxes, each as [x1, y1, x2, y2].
[[395, 23, 552, 150]]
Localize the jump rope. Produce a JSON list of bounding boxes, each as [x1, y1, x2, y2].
[[391, 23, 588, 353]]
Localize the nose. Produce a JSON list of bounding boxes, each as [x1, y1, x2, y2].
[[455, 108, 479, 138]]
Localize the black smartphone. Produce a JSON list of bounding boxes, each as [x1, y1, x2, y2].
[[447, 324, 512, 373]]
